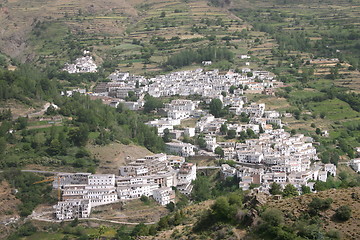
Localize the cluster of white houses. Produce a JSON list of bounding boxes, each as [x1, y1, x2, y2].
[[63, 51, 98, 74], [146, 98, 337, 195], [88, 68, 280, 112], [53, 154, 196, 220], [58, 64, 345, 217], [147, 69, 277, 98], [217, 129, 337, 192], [221, 162, 336, 192]]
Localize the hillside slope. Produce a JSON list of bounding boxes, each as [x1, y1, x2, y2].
[[141, 187, 360, 239], [268, 187, 360, 240], [88, 143, 153, 174], [0, 181, 21, 237], [0, 0, 138, 61]]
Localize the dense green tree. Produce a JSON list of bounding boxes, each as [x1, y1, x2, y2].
[[166, 202, 175, 212], [165, 46, 234, 69], [3, 171, 54, 217], [211, 196, 232, 222], [301, 185, 311, 194], [68, 125, 89, 147], [125, 91, 138, 102], [148, 225, 157, 235], [338, 139, 354, 158], [227, 129, 236, 139], [320, 150, 340, 166], [269, 182, 283, 195], [197, 135, 207, 149], [282, 184, 298, 198], [308, 197, 333, 215], [220, 123, 228, 135], [246, 128, 256, 138], [191, 176, 212, 201], [229, 85, 236, 94], [173, 211, 183, 225], [334, 205, 351, 221], [261, 208, 284, 227], [297, 223, 324, 239], [162, 128, 171, 143], [316, 128, 321, 135], [209, 99, 223, 117], [45, 105, 57, 115], [143, 95, 164, 113], [131, 223, 149, 237], [15, 221, 37, 237], [215, 146, 224, 157], [0, 137, 6, 155], [239, 112, 249, 123], [16, 117, 28, 130], [157, 216, 169, 230], [0, 109, 12, 121], [47, 139, 63, 156]]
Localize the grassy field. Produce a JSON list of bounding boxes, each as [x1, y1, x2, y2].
[[308, 98, 360, 121]]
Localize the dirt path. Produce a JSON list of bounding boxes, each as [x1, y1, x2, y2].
[[26, 102, 50, 118]]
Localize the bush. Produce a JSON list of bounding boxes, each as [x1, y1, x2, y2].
[[297, 223, 324, 239], [166, 202, 175, 212], [131, 223, 149, 236], [140, 195, 150, 204], [308, 197, 332, 214], [334, 205, 351, 221], [14, 222, 37, 237], [269, 182, 282, 195], [326, 229, 341, 239], [261, 208, 284, 227], [75, 148, 90, 158]]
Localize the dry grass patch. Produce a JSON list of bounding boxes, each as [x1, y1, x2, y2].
[[267, 187, 360, 240], [87, 143, 152, 174], [91, 199, 168, 223]]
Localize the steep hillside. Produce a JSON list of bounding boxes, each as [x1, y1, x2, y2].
[[0, 0, 138, 61], [268, 187, 360, 240], [0, 0, 252, 75], [139, 187, 360, 239], [0, 180, 21, 237]]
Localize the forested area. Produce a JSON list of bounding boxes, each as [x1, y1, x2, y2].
[[164, 46, 234, 70], [0, 95, 165, 168], [0, 65, 58, 103], [0, 65, 165, 169], [1, 170, 55, 217]]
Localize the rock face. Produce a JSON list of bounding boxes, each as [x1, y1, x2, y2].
[[243, 192, 268, 209]]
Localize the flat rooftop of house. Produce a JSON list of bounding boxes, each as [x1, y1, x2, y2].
[[57, 199, 90, 204], [63, 184, 87, 188], [88, 174, 115, 178], [117, 183, 158, 188], [166, 142, 194, 146], [86, 188, 116, 192], [59, 172, 91, 176]]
